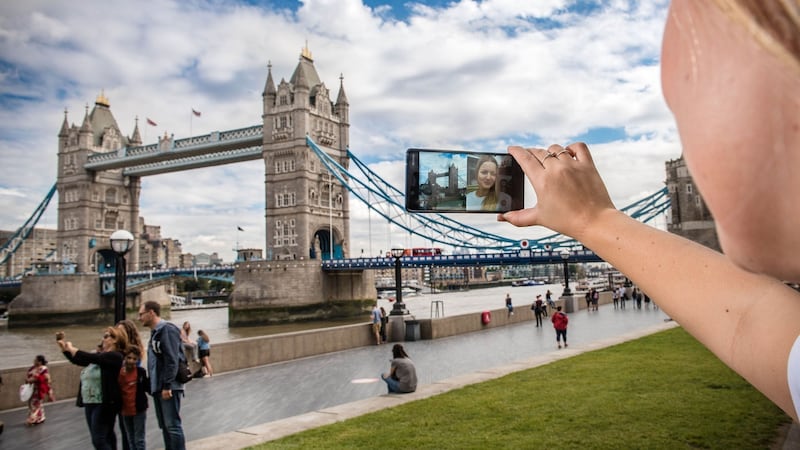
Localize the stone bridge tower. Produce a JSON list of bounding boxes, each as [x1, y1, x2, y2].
[[262, 45, 350, 261], [230, 46, 374, 326], [57, 93, 142, 273]]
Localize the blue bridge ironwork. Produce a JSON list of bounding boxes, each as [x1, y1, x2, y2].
[[1, 123, 670, 294]]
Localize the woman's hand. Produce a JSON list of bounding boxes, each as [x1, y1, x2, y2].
[[499, 143, 616, 241], [57, 340, 77, 355]]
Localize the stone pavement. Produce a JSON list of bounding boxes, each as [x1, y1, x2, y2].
[[0, 302, 794, 449]]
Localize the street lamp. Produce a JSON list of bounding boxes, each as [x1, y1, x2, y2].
[[389, 246, 407, 315], [560, 249, 572, 296], [110, 229, 134, 324]]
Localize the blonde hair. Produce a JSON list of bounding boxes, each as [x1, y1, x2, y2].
[[711, 0, 800, 71]]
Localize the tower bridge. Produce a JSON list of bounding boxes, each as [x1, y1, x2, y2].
[[2, 45, 670, 327]]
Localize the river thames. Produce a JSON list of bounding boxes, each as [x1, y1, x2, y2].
[[1, 283, 562, 369]]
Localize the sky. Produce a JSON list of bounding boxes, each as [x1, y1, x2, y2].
[[0, 0, 680, 263]]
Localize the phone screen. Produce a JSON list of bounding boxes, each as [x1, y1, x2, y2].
[[405, 148, 524, 213]]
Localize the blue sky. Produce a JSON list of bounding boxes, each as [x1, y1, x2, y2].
[[0, 0, 678, 260]]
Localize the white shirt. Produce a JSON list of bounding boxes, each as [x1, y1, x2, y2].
[[465, 191, 512, 211], [788, 334, 800, 419]]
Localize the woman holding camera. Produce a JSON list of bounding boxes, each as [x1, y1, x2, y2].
[[58, 327, 128, 449]]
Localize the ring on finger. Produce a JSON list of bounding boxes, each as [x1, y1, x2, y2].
[[555, 150, 570, 158]]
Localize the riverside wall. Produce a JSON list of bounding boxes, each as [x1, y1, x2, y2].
[[0, 291, 614, 411]]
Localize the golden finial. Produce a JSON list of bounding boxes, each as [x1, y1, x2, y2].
[[95, 89, 110, 107], [301, 40, 313, 61]]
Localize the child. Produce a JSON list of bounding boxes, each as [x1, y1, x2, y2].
[[197, 330, 213, 377], [118, 345, 148, 450]]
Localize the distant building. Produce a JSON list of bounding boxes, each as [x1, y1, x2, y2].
[[0, 228, 58, 277], [237, 248, 263, 262], [138, 219, 183, 269], [192, 252, 223, 266], [665, 156, 721, 252]]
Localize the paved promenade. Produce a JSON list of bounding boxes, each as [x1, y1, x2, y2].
[[0, 301, 680, 449]]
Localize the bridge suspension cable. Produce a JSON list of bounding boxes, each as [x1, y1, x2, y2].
[[0, 183, 57, 268], [307, 137, 670, 252]]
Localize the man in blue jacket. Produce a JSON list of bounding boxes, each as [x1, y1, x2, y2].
[[139, 300, 186, 450]]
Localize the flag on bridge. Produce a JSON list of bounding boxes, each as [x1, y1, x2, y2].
[[192, 108, 202, 117], [146, 118, 158, 126], [237, 226, 244, 231]]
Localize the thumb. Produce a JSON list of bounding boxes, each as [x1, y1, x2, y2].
[[499, 207, 540, 227]]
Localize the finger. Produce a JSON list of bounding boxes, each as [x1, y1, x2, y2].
[[546, 144, 565, 157], [500, 206, 540, 228], [566, 142, 592, 163], [508, 145, 544, 172]]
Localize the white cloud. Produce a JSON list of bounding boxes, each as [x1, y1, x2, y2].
[[0, 0, 677, 261]]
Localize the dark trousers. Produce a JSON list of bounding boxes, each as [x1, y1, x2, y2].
[[84, 404, 118, 450], [153, 391, 186, 450]]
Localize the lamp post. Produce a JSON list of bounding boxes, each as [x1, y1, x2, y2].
[[560, 249, 572, 297], [110, 229, 134, 324], [389, 246, 407, 315]]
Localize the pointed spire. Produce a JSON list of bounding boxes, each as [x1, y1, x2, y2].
[[335, 73, 349, 106], [59, 108, 70, 137], [80, 103, 91, 133], [130, 116, 142, 145], [294, 62, 309, 89], [263, 60, 276, 97]]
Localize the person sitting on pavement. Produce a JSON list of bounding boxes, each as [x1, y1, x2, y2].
[[381, 344, 417, 394]]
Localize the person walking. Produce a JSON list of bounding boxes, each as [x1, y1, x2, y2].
[[197, 330, 213, 377], [532, 294, 544, 327], [118, 345, 148, 450], [380, 344, 417, 394], [379, 307, 388, 343], [551, 306, 569, 349], [505, 293, 514, 317], [371, 303, 382, 345], [25, 355, 53, 426], [544, 289, 554, 316], [612, 288, 619, 309], [139, 300, 187, 450]]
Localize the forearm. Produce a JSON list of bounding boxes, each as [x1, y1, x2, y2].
[[581, 209, 800, 419]]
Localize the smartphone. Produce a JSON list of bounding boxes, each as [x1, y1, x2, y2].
[[405, 148, 524, 213]]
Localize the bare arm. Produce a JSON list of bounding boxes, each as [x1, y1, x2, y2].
[[501, 143, 800, 420], [583, 208, 800, 419]]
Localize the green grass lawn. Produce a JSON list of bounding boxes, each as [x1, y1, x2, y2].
[[253, 328, 791, 449]]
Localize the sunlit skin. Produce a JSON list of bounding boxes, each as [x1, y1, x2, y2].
[[660, 0, 800, 280], [476, 160, 497, 196]]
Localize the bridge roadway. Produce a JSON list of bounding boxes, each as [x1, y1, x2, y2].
[[0, 298, 673, 449], [0, 249, 602, 292]]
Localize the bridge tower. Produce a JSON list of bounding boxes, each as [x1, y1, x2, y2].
[[9, 94, 144, 327], [57, 93, 142, 273], [262, 45, 350, 261], [230, 46, 374, 326]]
